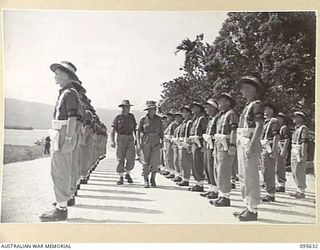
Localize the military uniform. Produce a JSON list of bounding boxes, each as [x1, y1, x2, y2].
[[163, 120, 178, 178], [79, 110, 93, 182], [138, 102, 164, 187], [40, 61, 81, 222], [261, 116, 280, 201], [189, 108, 207, 191], [290, 111, 309, 198], [213, 107, 238, 206], [172, 116, 183, 182], [177, 114, 193, 186], [275, 121, 291, 190], [112, 112, 137, 176]]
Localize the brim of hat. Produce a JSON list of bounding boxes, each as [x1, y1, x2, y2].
[[119, 104, 133, 107], [294, 112, 306, 118], [191, 103, 204, 108], [144, 106, 157, 111], [181, 107, 192, 112], [50, 63, 78, 80], [238, 79, 263, 91]]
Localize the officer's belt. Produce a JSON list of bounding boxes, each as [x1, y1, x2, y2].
[[51, 119, 68, 130]]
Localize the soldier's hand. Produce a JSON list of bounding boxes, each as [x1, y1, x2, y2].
[[245, 144, 253, 159], [280, 151, 286, 157], [110, 141, 116, 148]]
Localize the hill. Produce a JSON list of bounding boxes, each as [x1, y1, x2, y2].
[[4, 98, 145, 130]]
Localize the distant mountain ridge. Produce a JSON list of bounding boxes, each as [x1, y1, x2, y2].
[[4, 98, 145, 130]]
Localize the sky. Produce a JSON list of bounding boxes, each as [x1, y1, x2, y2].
[[4, 10, 227, 111]]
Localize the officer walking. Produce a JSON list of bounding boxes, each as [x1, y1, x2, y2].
[[290, 111, 309, 199], [137, 101, 164, 188], [189, 102, 207, 192], [111, 100, 137, 185], [260, 103, 280, 202], [234, 76, 264, 221], [201, 98, 219, 199], [40, 61, 80, 222], [275, 112, 291, 192], [210, 93, 238, 207]]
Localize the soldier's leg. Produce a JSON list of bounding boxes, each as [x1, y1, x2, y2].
[[116, 135, 126, 175], [243, 152, 261, 212], [208, 148, 218, 192], [141, 141, 152, 179], [231, 153, 238, 185], [216, 151, 234, 198], [51, 151, 72, 205], [295, 161, 307, 194], [125, 135, 136, 173], [276, 153, 287, 188], [167, 143, 175, 176], [173, 147, 181, 179], [179, 148, 191, 184], [237, 145, 246, 202]]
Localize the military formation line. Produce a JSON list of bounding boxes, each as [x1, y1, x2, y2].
[[39, 61, 310, 223]]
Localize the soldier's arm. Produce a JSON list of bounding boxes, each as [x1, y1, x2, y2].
[[136, 117, 144, 148], [65, 90, 79, 139], [301, 127, 308, 159], [249, 102, 264, 147]]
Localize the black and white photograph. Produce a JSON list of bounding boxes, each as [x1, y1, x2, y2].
[[1, 10, 316, 225]]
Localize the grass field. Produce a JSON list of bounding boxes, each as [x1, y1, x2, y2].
[[3, 144, 50, 164]]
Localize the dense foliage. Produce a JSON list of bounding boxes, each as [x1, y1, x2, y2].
[[160, 12, 316, 126]]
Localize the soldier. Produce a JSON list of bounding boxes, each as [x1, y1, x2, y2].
[[137, 101, 164, 188], [163, 112, 178, 179], [79, 109, 94, 185], [201, 98, 219, 199], [172, 112, 184, 183], [210, 93, 238, 207], [189, 102, 207, 192], [290, 111, 309, 199], [40, 61, 80, 222], [160, 115, 170, 175], [69, 80, 86, 203], [234, 76, 264, 221], [177, 106, 193, 187], [110, 100, 137, 185], [260, 103, 280, 202], [275, 112, 291, 192]]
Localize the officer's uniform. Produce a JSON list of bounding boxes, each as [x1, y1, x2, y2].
[[214, 108, 238, 205], [177, 116, 193, 185], [138, 113, 164, 177], [164, 121, 178, 177], [261, 116, 280, 200], [237, 99, 264, 212], [189, 111, 207, 189], [275, 122, 291, 188], [291, 113, 308, 196], [112, 112, 137, 174]]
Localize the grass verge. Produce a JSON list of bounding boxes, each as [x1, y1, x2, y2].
[[3, 144, 50, 164]]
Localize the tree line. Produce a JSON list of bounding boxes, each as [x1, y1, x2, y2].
[[159, 12, 316, 129]]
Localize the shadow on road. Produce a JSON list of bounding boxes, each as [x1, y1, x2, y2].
[[77, 194, 154, 202], [75, 204, 163, 214]]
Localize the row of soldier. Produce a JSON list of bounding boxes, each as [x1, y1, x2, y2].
[[39, 60, 309, 223], [110, 75, 309, 222], [40, 61, 108, 222]]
